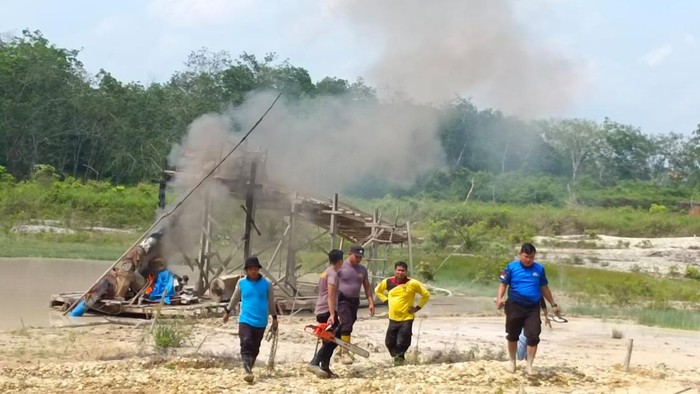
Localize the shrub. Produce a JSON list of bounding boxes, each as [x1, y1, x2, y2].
[[685, 265, 700, 280], [648, 203, 668, 214], [611, 328, 624, 339], [152, 318, 193, 349]]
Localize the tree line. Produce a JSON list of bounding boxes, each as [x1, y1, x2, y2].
[[1, 30, 699, 207]]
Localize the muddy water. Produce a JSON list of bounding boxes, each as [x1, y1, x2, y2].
[[0, 258, 196, 330], [0, 258, 112, 329]]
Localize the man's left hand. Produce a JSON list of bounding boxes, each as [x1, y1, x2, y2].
[[271, 318, 278, 332], [368, 304, 375, 316], [408, 306, 419, 314], [552, 305, 561, 316]]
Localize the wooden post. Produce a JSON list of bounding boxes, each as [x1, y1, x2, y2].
[[196, 191, 212, 295], [624, 338, 634, 372], [407, 221, 414, 275], [330, 193, 338, 249], [265, 223, 291, 271], [285, 198, 298, 293], [243, 161, 258, 259], [369, 208, 379, 284]]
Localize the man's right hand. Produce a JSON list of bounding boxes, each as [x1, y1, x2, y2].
[[327, 315, 335, 326], [223, 312, 230, 324]]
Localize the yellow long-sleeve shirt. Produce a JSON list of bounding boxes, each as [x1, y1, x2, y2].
[[375, 276, 430, 322]]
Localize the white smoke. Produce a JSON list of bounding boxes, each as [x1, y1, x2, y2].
[[329, 0, 584, 117]]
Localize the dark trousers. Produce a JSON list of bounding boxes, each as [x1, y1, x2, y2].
[[239, 322, 266, 363], [385, 319, 414, 358], [504, 300, 542, 346], [312, 312, 339, 369], [337, 293, 360, 336]]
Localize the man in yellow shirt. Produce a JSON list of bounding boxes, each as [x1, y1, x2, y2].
[[375, 261, 431, 365]]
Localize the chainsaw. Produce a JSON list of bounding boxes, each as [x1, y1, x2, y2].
[[304, 322, 370, 358]]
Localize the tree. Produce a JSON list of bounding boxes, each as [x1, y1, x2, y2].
[[541, 119, 604, 184], [596, 118, 654, 182], [0, 29, 89, 178]]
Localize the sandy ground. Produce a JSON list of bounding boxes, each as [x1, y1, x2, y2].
[[1, 302, 699, 394], [1, 236, 699, 393], [534, 235, 700, 276]]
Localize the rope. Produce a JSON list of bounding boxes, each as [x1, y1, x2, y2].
[[265, 328, 279, 370]]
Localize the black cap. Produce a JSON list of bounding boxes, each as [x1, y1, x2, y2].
[[244, 256, 262, 269], [350, 244, 364, 257], [328, 249, 344, 263]]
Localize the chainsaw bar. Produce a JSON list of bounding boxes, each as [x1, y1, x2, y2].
[[304, 323, 371, 358], [333, 338, 370, 358]]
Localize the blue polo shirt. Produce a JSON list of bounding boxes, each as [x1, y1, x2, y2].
[[499, 260, 548, 306]]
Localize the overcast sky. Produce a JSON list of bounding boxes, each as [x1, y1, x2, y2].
[[2, 0, 699, 135]]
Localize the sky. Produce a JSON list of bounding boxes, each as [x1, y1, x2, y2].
[[2, 0, 700, 135]]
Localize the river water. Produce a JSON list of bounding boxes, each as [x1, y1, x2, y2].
[[0, 258, 196, 330]]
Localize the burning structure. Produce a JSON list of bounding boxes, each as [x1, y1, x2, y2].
[[51, 149, 413, 318]]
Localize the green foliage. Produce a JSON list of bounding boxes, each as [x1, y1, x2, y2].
[[3, 30, 700, 195], [685, 265, 700, 280], [0, 179, 157, 229], [152, 318, 193, 349], [0, 166, 16, 183], [648, 203, 668, 214]]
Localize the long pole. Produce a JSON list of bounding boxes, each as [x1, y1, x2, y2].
[[63, 91, 284, 316], [407, 221, 414, 275], [243, 162, 258, 259]]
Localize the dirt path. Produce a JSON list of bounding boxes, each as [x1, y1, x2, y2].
[[1, 304, 698, 393]]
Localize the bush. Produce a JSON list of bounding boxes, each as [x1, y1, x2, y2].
[[611, 328, 624, 339], [152, 318, 193, 349], [686, 265, 700, 280], [648, 203, 668, 214]]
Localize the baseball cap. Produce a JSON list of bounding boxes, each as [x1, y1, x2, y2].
[[350, 244, 364, 257]]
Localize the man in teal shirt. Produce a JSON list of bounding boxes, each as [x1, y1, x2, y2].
[[224, 256, 278, 383]]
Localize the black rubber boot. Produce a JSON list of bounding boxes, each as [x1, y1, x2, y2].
[[242, 357, 254, 383], [309, 353, 320, 366], [319, 358, 338, 379]]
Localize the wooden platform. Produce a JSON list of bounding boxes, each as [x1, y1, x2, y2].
[[217, 176, 410, 244], [50, 291, 319, 319], [50, 292, 228, 319]]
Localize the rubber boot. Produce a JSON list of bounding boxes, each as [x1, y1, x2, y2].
[[309, 352, 320, 366], [319, 356, 338, 379], [242, 357, 254, 383]]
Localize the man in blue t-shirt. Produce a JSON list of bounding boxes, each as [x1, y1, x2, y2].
[[496, 243, 560, 374], [223, 256, 278, 383]]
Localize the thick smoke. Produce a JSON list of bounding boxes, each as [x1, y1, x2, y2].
[[330, 0, 582, 116], [168, 92, 444, 198], [230, 91, 444, 196], [161, 95, 442, 257], [162, 115, 238, 254]]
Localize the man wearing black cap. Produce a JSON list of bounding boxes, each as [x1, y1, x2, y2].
[[336, 244, 375, 365], [223, 256, 278, 383], [308, 249, 344, 378]]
